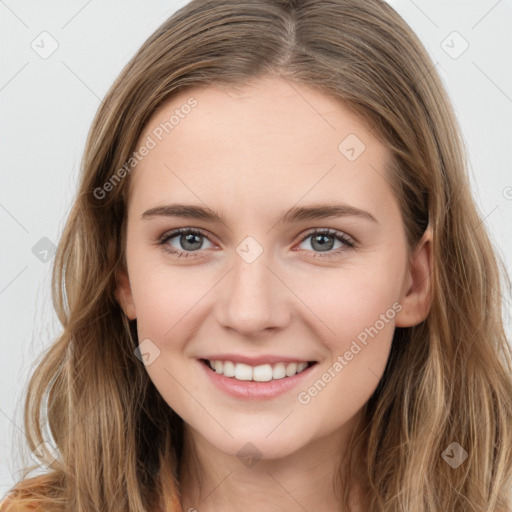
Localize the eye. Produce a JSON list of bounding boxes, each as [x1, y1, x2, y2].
[[296, 228, 354, 257], [158, 228, 214, 258], [157, 227, 355, 259]]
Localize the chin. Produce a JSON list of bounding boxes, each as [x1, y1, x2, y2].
[[201, 427, 308, 461]]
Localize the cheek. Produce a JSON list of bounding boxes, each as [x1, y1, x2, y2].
[[293, 254, 405, 346], [292, 269, 399, 423], [128, 254, 210, 340], [127, 261, 206, 412], [290, 252, 404, 405]]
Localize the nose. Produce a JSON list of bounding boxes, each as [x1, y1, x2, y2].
[[215, 248, 291, 336]]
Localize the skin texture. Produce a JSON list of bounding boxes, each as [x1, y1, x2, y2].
[[115, 76, 432, 512]]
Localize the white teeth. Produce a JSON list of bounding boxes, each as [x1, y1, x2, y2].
[[235, 363, 253, 381], [253, 364, 273, 382], [223, 360, 236, 377], [205, 359, 312, 381], [272, 362, 286, 380], [285, 362, 297, 377]]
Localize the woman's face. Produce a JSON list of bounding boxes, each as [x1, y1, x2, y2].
[[116, 76, 431, 460]]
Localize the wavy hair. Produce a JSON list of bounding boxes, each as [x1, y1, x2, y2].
[[3, 1, 512, 511]]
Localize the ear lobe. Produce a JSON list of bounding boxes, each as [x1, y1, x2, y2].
[[395, 227, 433, 328], [114, 264, 137, 320]]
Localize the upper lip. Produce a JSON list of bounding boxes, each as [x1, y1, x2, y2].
[[200, 354, 317, 366]]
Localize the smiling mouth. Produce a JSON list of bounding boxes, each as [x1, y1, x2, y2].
[[200, 358, 318, 382]]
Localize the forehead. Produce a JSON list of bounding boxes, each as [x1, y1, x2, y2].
[[127, 76, 394, 219]]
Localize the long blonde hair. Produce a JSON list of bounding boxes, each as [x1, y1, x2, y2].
[[3, 1, 512, 511]]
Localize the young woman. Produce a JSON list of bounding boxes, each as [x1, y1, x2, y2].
[[2, 0, 512, 511]]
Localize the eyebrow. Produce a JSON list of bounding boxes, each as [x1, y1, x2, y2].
[[141, 203, 378, 225]]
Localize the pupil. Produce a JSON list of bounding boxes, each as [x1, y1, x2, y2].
[[312, 234, 333, 251], [182, 233, 201, 251]]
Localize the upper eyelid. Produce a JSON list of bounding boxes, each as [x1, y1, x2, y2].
[[161, 227, 216, 244]]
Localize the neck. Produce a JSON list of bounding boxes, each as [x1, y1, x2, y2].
[[177, 411, 366, 512]]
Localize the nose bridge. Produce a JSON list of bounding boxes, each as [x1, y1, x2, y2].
[[216, 235, 289, 334]]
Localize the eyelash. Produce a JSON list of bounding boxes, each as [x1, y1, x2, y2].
[[156, 227, 355, 259]]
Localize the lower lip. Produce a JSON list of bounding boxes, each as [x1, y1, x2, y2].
[[198, 359, 317, 400]]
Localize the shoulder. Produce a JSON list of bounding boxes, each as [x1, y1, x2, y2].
[[0, 495, 40, 511]]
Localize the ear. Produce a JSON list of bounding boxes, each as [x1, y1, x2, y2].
[[395, 227, 433, 327], [114, 263, 137, 320]]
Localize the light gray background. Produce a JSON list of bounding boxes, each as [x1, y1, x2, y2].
[[1, 0, 511, 498]]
